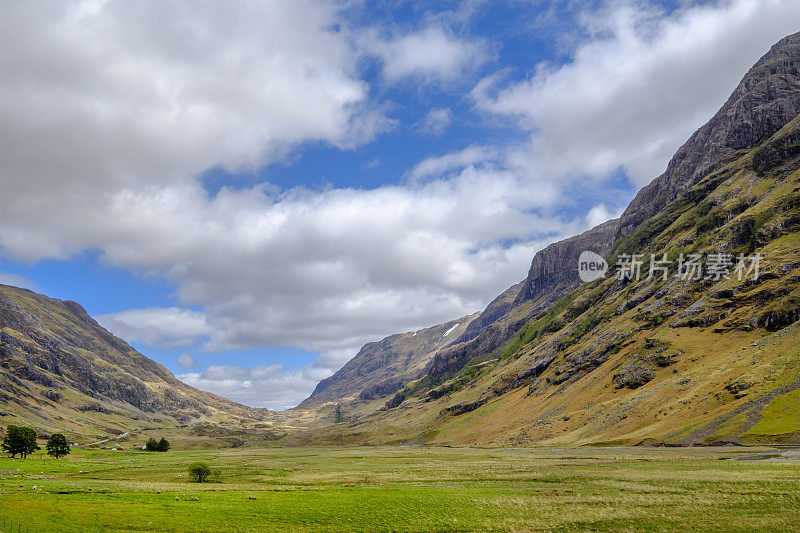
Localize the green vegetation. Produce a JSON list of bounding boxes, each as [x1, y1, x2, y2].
[[0, 446, 798, 532], [188, 462, 213, 483], [742, 388, 800, 441], [1, 425, 40, 458], [45, 433, 71, 459], [145, 437, 171, 452]]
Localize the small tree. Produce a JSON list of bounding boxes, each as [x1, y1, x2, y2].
[[1, 425, 40, 458], [145, 438, 160, 452], [188, 462, 212, 483], [334, 404, 344, 423], [157, 437, 170, 452], [46, 433, 71, 459]]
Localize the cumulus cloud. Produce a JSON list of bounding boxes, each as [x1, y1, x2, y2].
[[178, 364, 334, 409], [97, 307, 209, 349], [473, 0, 800, 185], [0, 1, 574, 409], [0, 0, 374, 221], [370, 26, 488, 83], [88, 169, 573, 355]]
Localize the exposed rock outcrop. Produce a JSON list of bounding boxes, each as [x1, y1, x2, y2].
[[515, 218, 619, 306]]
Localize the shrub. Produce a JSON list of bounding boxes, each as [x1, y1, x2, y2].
[[46, 433, 71, 459], [188, 462, 212, 483]]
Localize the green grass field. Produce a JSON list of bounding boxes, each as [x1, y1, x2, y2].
[[1, 446, 798, 532]]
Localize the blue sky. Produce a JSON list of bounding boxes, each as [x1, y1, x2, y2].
[[2, 0, 798, 408]]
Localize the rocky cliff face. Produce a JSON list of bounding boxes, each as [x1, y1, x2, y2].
[[0, 284, 265, 438], [619, 31, 800, 235], [515, 218, 619, 306]]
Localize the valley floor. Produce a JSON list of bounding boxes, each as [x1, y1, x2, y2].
[[0, 446, 798, 532]]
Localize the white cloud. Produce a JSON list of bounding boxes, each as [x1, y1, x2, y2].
[[178, 364, 334, 410], [0, 0, 374, 217], [370, 26, 488, 83], [585, 203, 622, 228], [177, 353, 197, 369], [407, 145, 503, 182], [86, 170, 573, 355], [97, 307, 208, 349], [419, 108, 453, 135], [473, 0, 800, 186]]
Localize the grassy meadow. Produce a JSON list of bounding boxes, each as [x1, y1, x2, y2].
[[0, 446, 799, 532]]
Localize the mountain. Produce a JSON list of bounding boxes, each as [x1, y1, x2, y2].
[[298, 32, 800, 446], [298, 315, 477, 412], [0, 284, 268, 441]]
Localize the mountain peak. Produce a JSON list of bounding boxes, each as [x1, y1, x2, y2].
[[619, 30, 800, 234]]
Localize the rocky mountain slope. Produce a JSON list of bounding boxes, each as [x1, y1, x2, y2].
[[298, 314, 477, 411], [297, 32, 800, 446], [0, 284, 268, 441]]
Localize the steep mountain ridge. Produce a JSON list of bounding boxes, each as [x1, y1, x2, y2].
[[0, 284, 267, 440], [620, 31, 800, 234]]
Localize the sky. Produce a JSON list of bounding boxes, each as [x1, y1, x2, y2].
[[1, 0, 798, 409]]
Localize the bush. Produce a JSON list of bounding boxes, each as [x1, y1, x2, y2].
[[2, 425, 40, 458], [46, 433, 71, 459], [188, 462, 212, 483]]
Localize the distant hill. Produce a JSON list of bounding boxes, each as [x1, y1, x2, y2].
[[0, 284, 268, 441], [297, 32, 800, 446]]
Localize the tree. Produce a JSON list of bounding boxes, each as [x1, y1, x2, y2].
[[188, 462, 212, 483], [334, 404, 344, 423], [1, 425, 40, 458], [46, 433, 71, 459], [157, 437, 170, 452]]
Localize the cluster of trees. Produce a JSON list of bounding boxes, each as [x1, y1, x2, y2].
[[2, 425, 71, 459], [1, 425, 38, 458], [145, 437, 170, 452]]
